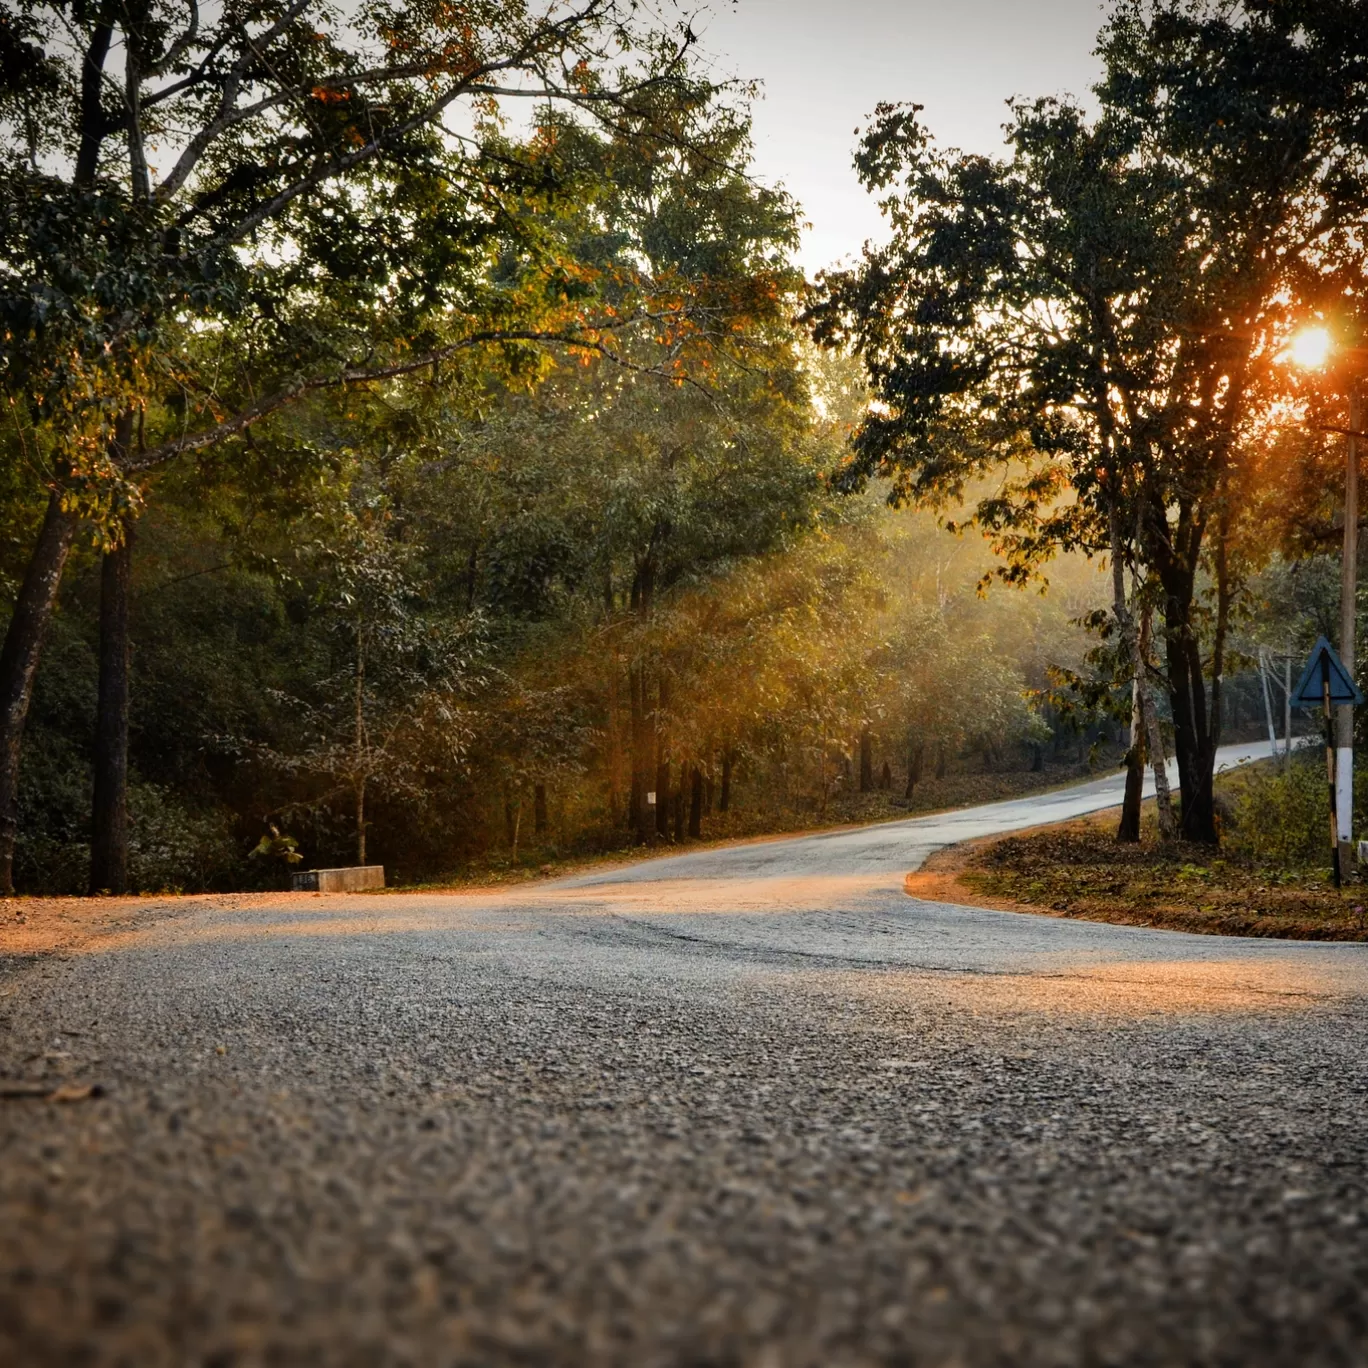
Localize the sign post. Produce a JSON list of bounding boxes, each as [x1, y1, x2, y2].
[[1292, 636, 1364, 887]]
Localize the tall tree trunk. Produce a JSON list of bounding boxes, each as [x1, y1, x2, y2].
[[1110, 505, 1144, 844], [859, 724, 873, 793], [0, 490, 81, 895], [1138, 600, 1176, 838], [628, 565, 655, 845], [655, 758, 671, 839], [688, 766, 703, 838], [654, 673, 670, 840], [629, 663, 648, 842], [1110, 504, 1177, 841], [354, 633, 368, 862], [672, 776, 684, 843], [534, 782, 547, 837], [90, 519, 135, 893], [606, 655, 622, 825], [720, 753, 732, 813], [1161, 554, 1217, 843], [1117, 679, 1144, 844], [904, 740, 924, 801]]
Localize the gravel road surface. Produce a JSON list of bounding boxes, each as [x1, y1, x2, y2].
[[4, 740, 1368, 1367]]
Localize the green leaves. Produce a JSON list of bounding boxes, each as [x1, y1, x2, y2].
[[249, 824, 303, 865]]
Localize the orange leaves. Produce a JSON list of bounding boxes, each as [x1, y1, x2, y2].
[[311, 86, 351, 105]]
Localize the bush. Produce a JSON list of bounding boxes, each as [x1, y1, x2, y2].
[[17, 781, 241, 895], [127, 784, 240, 893], [1227, 753, 1329, 869]]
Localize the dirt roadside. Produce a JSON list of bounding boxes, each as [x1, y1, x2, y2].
[[908, 808, 1368, 941], [0, 892, 330, 960]]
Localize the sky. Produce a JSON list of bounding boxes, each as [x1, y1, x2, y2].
[[691, 0, 1108, 275]]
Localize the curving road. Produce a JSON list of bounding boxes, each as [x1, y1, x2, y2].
[[4, 738, 1368, 1366]]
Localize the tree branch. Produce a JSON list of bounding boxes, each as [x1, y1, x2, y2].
[[123, 321, 698, 473]]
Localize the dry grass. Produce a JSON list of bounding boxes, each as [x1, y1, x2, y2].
[[917, 808, 1368, 941]]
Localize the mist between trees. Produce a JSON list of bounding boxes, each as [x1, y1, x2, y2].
[[5, 343, 1124, 893], [12, 339, 1337, 893], [1, 1, 1363, 892]]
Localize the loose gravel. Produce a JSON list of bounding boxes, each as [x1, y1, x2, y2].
[[2, 740, 1367, 1367]]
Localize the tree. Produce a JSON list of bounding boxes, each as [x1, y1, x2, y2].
[[0, 0, 720, 890], [437, 95, 817, 843], [249, 510, 481, 867], [808, 0, 1368, 842]]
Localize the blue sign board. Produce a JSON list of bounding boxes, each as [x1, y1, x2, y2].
[[1291, 636, 1364, 709]]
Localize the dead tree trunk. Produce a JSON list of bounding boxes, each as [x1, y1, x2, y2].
[[0, 490, 82, 894], [90, 519, 135, 893]]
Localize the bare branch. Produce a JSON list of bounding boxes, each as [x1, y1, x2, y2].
[[148, 0, 200, 78], [153, 0, 314, 203]]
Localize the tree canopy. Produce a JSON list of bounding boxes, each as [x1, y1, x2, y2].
[[808, 0, 1368, 841]]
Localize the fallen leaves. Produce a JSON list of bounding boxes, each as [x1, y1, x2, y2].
[[50, 1083, 104, 1103], [1, 1081, 105, 1102], [950, 813, 1368, 941]]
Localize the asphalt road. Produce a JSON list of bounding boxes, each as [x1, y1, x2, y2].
[[4, 739, 1368, 1367]]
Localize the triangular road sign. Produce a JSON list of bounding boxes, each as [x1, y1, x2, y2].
[[1292, 636, 1364, 708]]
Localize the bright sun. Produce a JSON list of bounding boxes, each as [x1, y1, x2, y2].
[[1287, 325, 1334, 370]]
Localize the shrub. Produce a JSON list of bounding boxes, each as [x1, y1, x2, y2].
[[127, 784, 240, 893], [1227, 753, 1329, 869]]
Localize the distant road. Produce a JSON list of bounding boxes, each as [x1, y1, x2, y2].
[[5, 735, 1367, 1367], [558, 735, 1290, 892]]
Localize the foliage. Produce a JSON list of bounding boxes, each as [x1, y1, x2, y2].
[[0, 1, 732, 514], [243, 502, 485, 865], [12, 0, 1338, 895], [806, 0, 1368, 842], [125, 783, 239, 894], [249, 825, 303, 869], [1227, 753, 1331, 870]]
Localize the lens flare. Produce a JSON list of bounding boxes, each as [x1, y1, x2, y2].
[[1286, 326, 1333, 370]]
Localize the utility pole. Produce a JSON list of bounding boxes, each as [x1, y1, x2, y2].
[[1259, 648, 1277, 752], [1284, 650, 1293, 766], [1339, 383, 1361, 879]]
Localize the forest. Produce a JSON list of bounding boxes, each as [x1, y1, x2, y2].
[[1, 0, 1364, 893]]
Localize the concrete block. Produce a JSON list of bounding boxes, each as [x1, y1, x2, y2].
[[291, 865, 385, 893]]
